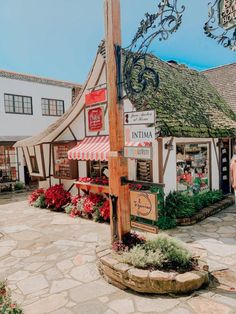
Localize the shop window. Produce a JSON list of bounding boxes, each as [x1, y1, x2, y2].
[[53, 142, 78, 179], [42, 98, 64, 116], [88, 160, 109, 178], [0, 146, 18, 182], [136, 160, 152, 182], [30, 156, 39, 173], [4, 94, 32, 115], [176, 143, 210, 193]]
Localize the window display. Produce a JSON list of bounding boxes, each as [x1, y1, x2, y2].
[[0, 146, 18, 182], [88, 160, 109, 178], [176, 143, 209, 193], [53, 142, 78, 179]]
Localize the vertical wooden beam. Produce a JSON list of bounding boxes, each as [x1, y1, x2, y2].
[[104, 0, 130, 242]]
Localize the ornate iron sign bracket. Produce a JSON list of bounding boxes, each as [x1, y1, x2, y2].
[[204, 0, 236, 51], [123, 0, 185, 100]]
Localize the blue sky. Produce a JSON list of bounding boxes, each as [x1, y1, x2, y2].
[[0, 0, 235, 83]]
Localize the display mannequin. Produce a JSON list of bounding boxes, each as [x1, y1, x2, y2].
[[230, 154, 236, 202]]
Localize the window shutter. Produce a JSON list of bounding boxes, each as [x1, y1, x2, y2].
[[136, 160, 152, 182]]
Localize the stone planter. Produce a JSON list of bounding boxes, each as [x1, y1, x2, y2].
[[96, 246, 209, 294]]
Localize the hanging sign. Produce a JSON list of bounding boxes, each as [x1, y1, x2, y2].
[[125, 126, 155, 143], [130, 190, 158, 221], [88, 106, 104, 132], [124, 110, 155, 125], [124, 146, 152, 160], [219, 0, 236, 30], [131, 221, 158, 234], [85, 88, 107, 106]]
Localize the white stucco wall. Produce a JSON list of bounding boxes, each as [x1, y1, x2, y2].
[[0, 77, 73, 137]]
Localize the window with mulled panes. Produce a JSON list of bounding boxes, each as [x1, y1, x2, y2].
[[4, 94, 33, 115], [41, 98, 64, 116]]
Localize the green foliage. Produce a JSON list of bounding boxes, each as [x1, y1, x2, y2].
[[14, 181, 25, 190], [145, 234, 192, 268], [164, 191, 195, 218], [34, 195, 46, 208], [64, 204, 73, 214], [118, 245, 165, 269], [161, 190, 224, 223], [156, 216, 177, 230], [115, 234, 192, 271], [0, 280, 23, 313]]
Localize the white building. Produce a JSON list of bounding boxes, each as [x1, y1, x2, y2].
[[0, 69, 81, 186]]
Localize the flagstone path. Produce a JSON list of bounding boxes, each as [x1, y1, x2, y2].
[[0, 200, 236, 313]]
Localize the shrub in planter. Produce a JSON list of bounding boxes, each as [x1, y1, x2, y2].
[[98, 199, 110, 221], [28, 188, 45, 206], [114, 233, 194, 272], [14, 181, 25, 190], [156, 216, 177, 230], [164, 191, 195, 219], [45, 184, 71, 211]]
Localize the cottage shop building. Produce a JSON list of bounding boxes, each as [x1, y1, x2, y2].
[[15, 45, 236, 196]]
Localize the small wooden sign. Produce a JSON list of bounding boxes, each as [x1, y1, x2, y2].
[[124, 110, 155, 125], [130, 190, 158, 221], [124, 146, 152, 160], [88, 106, 104, 132], [131, 221, 158, 234]]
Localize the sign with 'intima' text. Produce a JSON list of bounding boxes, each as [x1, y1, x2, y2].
[[125, 126, 155, 143]]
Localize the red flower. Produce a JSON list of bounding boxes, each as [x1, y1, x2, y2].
[[45, 184, 71, 210], [28, 188, 45, 205], [99, 200, 110, 221]]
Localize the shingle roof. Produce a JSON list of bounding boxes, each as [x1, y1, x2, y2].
[[126, 53, 236, 138], [0, 69, 81, 89], [203, 63, 236, 113]]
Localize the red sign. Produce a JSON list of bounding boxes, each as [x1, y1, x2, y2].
[[85, 88, 106, 106], [88, 107, 104, 132]]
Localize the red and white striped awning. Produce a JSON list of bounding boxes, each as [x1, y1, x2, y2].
[[67, 136, 152, 161], [68, 136, 110, 161]]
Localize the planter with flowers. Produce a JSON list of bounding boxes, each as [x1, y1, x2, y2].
[[75, 177, 109, 194], [97, 232, 209, 294]]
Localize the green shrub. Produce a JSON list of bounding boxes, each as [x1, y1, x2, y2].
[[114, 234, 193, 271], [164, 191, 195, 218], [14, 181, 25, 190], [34, 194, 46, 208], [193, 190, 224, 211], [156, 216, 177, 230], [118, 245, 165, 269], [145, 234, 192, 268]]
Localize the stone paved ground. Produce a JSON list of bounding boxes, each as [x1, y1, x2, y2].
[[0, 200, 236, 314]]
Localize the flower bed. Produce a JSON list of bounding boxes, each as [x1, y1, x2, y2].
[[64, 193, 110, 222], [97, 233, 209, 294], [28, 184, 71, 211], [28, 185, 110, 223]]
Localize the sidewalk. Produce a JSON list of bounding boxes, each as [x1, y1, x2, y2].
[[0, 200, 236, 314]]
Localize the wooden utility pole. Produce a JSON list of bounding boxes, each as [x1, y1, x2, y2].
[[104, 0, 130, 242]]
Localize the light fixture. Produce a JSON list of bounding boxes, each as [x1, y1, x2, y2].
[[164, 141, 174, 150]]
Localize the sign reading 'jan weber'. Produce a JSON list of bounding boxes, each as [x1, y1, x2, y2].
[[124, 110, 155, 125], [130, 190, 158, 221], [219, 0, 236, 30], [124, 146, 152, 160], [88, 106, 104, 132], [125, 126, 155, 143]]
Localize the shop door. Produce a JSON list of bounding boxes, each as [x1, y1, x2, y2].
[[220, 139, 230, 194]]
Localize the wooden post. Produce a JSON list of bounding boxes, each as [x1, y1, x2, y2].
[[104, 0, 130, 242]]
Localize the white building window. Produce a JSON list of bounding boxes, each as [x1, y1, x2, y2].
[[4, 94, 33, 115], [41, 98, 64, 116]]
